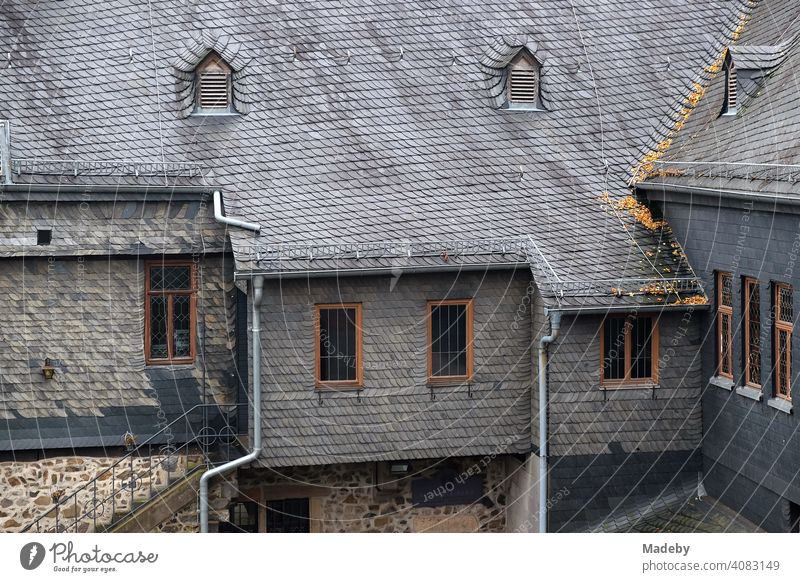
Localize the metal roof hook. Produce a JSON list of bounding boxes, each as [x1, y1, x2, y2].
[[6, 52, 11, 68], [129, 47, 134, 63], [395, 46, 404, 62], [291, 46, 298, 62], [451, 51, 457, 66]]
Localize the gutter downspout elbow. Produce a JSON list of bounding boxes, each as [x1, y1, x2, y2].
[[199, 275, 264, 533], [538, 311, 561, 533], [213, 190, 261, 233]]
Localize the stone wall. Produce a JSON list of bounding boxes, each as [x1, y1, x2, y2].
[[238, 456, 512, 533], [0, 454, 192, 533]]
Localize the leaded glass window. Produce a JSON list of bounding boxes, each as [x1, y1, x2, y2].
[[145, 262, 196, 364]]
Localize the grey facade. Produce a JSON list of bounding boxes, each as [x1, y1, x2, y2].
[[0, 0, 776, 532], [639, 0, 800, 532]]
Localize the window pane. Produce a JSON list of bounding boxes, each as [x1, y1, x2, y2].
[[779, 285, 794, 324], [747, 281, 761, 385], [631, 317, 653, 379], [719, 272, 732, 308], [149, 296, 168, 359], [172, 295, 191, 357], [150, 266, 191, 291], [431, 303, 467, 377], [319, 307, 357, 382], [266, 498, 310, 533], [777, 329, 790, 398], [603, 318, 625, 380], [720, 312, 732, 376]]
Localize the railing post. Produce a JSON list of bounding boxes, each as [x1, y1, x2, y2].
[[93, 480, 97, 532], [112, 465, 115, 517]]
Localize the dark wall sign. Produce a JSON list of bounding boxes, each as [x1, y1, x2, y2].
[[411, 470, 483, 507]]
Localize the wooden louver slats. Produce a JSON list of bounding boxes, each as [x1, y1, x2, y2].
[[199, 71, 230, 109], [727, 64, 737, 110], [509, 68, 539, 104]]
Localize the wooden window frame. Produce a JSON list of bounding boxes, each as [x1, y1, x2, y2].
[[427, 299, 474, 384], [314, 303, 363, 390], [774, 282, 793, 400], [717, 271, 734, 379], [744, 277, 762, 389], [144, 260, 197, 365], [599, 314, 659, 387]]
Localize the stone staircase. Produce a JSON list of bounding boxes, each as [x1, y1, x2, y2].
[[22, 403, 246, 533]]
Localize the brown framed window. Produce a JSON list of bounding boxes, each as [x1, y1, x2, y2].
[[774, 283, 793, 400], [717, 272, 733, 378], [314, 303, 363, 388], [427, 299, 474, 382], [744, 277, 762, 388], [145, 261, 196, 364], [600, 315, 659, 385]]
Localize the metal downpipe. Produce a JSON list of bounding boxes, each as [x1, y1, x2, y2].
[[199, 275, 264, 533], [538, 311, 561, 533], [212, 190, 261, 233]]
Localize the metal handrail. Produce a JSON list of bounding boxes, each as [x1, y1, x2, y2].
[[22, 402, 246, 533]]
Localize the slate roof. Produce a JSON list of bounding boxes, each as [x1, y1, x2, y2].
[[0, 0, 752, 308], [639, 0, 800, 199]]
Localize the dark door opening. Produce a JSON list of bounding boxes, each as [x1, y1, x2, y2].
[[266, 498, 310, 533]]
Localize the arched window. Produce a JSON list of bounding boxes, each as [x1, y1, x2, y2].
[[195, 52, 233, 113], [507, 51, 542, 109]]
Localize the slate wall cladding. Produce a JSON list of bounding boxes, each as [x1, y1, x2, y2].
[[0, 200, 227, 257], [252, 270, 533, 467], [540, 308, 703, 531], [547, 312, 703, 457], [703, 455, 789, 533], [0, 254, 238, 450], [549, 449, 701, 532], [656, 197, 800, 531]]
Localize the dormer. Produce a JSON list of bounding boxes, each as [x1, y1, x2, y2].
[[506, 50, 543, 110], [195, 52, 234, 114], [720, 44, 787, 118], [479, 37, 547, 111]]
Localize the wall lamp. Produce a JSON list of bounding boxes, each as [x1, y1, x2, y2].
[[42, 358, 56, 380]]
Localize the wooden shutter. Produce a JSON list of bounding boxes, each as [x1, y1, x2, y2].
[[199, 70, 230, 109], [726, 61, 737, 111], [509, 67, 539, 104], [196, 53, 232, 111]]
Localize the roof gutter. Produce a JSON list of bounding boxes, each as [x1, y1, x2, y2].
[[213, 190, 261, 233], [199, 274, 264, 533], [0, 184, 212, 202], [636, 181, 800, 208], [234, 262, 528, 280], [538, 311, 561, 533], [545, 303, 709, 315]]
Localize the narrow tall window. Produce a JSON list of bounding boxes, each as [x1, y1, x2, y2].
[[717, 272, 733, 378], [145, 261, 196, 364], [507, 52, 542, 108], [722, 56, 737, 116], [315, 304, 362, 388], [428, 299, 474, 382], [601, 315, 658, 385], [744, 277, 761, 388], [775, 283, 793, 400], [196, 52, 233, 112]]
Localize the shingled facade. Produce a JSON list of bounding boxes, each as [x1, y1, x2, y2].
[[0, 0, 768, 533], [638, 0, 800, 533]]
